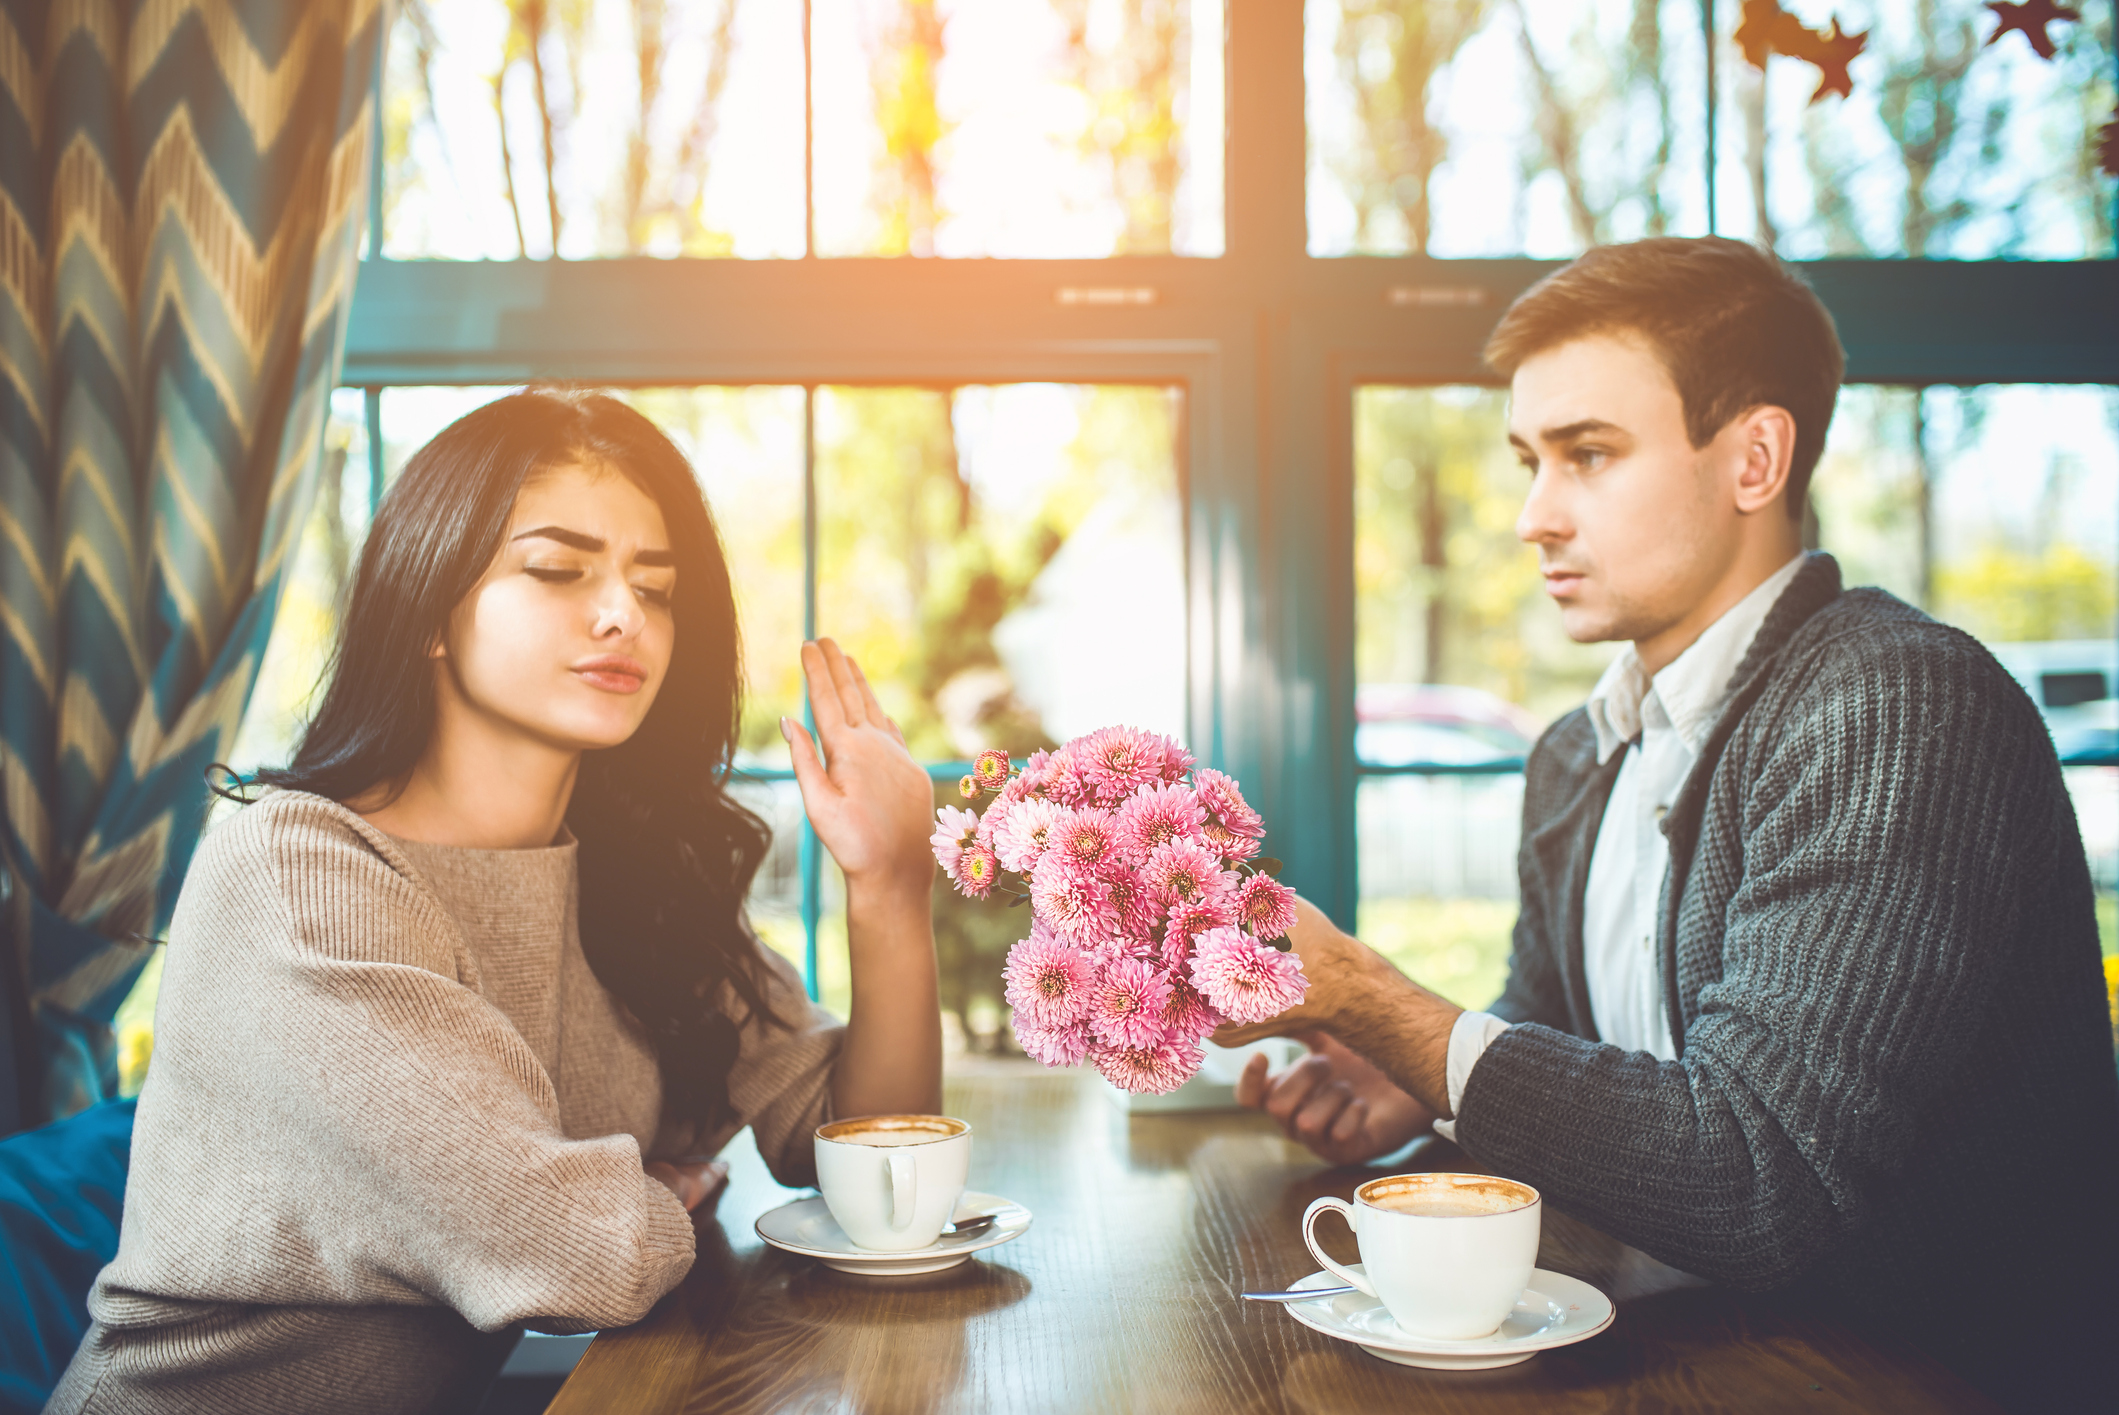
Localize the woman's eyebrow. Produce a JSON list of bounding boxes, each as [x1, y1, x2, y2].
[[512, 525, 603, 551], [512, 525, 675, 567]]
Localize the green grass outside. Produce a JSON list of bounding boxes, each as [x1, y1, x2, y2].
[[1357, 896, 1518, 1012]]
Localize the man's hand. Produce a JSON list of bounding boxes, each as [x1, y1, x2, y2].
[[1213, 895, 1462, 1119], [1212, 897, 1399, 1046], [1236, 1032, 1437, 1166]]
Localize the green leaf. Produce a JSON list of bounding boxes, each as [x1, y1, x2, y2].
[[1265, 933, 1293, 952], [1254, 857, 1284, 877]]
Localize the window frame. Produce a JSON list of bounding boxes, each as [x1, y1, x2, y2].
[[341, 0, 2119, 942]]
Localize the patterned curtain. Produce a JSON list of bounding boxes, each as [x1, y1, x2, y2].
[[0, 1, 387, 1128]]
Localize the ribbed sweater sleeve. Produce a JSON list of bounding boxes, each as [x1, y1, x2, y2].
[[93, 795, 697, 1337], [1455, 618, 2065, 1290]]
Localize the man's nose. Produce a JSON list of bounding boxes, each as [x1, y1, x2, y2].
[[1516, 465, 1566, 545]]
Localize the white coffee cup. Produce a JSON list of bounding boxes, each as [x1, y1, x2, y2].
[[813, 1114, 971, 1251], [1302, 1172, 1541, 1341]]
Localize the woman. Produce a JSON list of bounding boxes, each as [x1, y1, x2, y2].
[[51, 389, 941, 1413]]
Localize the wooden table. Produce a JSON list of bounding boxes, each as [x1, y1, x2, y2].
[[550, 1063, 1995, 1414]]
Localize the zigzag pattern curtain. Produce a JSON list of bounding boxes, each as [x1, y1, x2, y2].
[[0, 0, 386, 1128]]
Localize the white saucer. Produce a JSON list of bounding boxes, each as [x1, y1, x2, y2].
[[754, 1190, 1032, 1275], [1278, 1265, 1614, 1369]]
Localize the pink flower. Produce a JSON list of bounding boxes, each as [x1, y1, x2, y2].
[[1113, 783, 1206, 864], [1159, 897, 1230, 971], [930, 806, 980, 872], [1088, 955, 1177, 1050], [993, 798, 1061, 874], [1071, 725, 1171, 805], [998, 750, 1053, 808], [1047, 806, 1118, 872], [1190, 926, 1307, 1024], [1030, 860, 1120, 940], [974, 748, 1013, 789], [1160, 738, 1197, 781], [1100, 869, 1164, 940], [952, 844, 1000, 899], [974, 792, 1008, 848], [1016, 1017, 1092, 1068], [1092, 1038, 1203, 1095], [1160, 977, 1223, 1043], [1003, 930, 1096, 1030], [1233, 873, 1299, 941], [1202, 817, 1261, 863], [1040, 744, 1090, 808], [1193, 768, 1265, 838], [1140, 839, 1234, 908]]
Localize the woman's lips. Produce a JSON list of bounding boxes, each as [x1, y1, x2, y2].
[[573, 656, 647, 694]]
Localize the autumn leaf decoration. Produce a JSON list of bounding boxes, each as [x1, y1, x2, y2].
[[1734, 0, 1868, 103], [1983, 0, 2081, 61], [2099, 104, 2119, 180]]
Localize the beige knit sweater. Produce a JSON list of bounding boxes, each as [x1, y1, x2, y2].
[[50, 789, 842, 1414]]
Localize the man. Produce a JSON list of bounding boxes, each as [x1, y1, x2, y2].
[[1225, 237, 2119, 1409]]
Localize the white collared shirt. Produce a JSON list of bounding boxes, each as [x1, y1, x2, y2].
[[1434, 554, 1807, 1139]]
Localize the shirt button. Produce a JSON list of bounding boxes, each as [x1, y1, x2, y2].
[[1653, 805, 1669, 821]]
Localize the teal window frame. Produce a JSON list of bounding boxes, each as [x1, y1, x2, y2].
[[343, 1, 2119, 989]]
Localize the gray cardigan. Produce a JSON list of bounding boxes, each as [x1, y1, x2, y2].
[[1456, 553, 2119, 1403]]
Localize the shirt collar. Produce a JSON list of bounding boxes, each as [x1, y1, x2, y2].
[[1585, 553, 1807, 764]]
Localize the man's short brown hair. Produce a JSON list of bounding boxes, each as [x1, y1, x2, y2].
[[1483, 236, 1845, 517]]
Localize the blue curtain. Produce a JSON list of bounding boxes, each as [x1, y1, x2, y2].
[[0, 1, 386, 1128]]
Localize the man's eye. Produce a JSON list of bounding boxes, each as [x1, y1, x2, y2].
[[1573, 447, 1608, 470], [525, 566, 582, 584]]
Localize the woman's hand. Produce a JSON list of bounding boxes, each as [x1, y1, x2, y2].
[[785, 639, 943, 1117], [783, 639, 935, 892], [645, 1158, 729, 1213]]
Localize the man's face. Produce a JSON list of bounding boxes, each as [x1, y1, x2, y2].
[[1509, 333, 1740, 649]]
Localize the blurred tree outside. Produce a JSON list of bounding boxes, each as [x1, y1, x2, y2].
[[1755, 0, 2115, 260], [385, 0, 747, 256], [1056, 0, 1186, 250]]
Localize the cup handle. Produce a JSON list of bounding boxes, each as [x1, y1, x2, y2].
[[887, 1152, 917, 1231], [1301, 1197, 1377, 1298]]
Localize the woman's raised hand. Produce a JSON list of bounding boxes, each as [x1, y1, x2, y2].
[[782, 639, 936, 891]]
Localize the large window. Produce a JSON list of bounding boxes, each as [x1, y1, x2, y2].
[[112, 1, 2116, 1087]]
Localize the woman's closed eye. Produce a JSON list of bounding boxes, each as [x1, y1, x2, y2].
[[527, 564, 673, 608]]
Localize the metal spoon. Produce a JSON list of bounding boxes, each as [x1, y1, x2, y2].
[[942, 1213, 999, 1239], [1241, 1285, 1359, 1303]]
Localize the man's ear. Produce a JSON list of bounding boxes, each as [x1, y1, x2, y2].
[[1730, 404, 1797, 516]]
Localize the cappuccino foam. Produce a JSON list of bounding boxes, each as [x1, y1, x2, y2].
[[1372, 1196, 1504, 1218], [838, 1129, 950, 1147]]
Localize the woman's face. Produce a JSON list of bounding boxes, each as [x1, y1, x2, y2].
[[439, 460, 677, 754]]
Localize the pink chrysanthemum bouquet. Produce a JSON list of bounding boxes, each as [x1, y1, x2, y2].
[[931, 728, 1305, 1094]]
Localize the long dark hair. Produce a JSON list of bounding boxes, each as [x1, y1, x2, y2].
[[255, 387, 780, 1130]]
